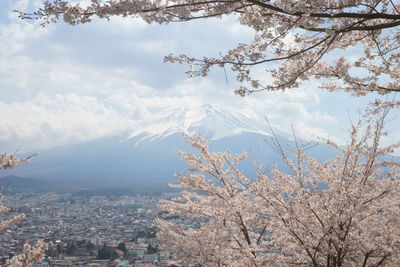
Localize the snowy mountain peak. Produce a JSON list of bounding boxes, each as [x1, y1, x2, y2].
[[127, 104, 270, 143]]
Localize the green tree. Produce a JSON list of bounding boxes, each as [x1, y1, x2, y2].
[[147, 244, 158, 254], [117, 242, 127, 256], [66, 242, 76, 256]]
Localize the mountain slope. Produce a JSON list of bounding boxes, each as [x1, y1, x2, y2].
[[0, 175, 50, 193], [3, 105, 336, 189]]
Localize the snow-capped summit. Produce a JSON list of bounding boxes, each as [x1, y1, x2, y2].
[[128, 104, 270, 143], [3, 103, 336, 189]]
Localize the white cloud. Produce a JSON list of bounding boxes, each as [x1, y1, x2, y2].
[[0, 22, 50, 55], [133, 40, 176, 54], [0, 66, 339, 151], [2, 0, 391, 154], [9, 0, 30, 14], [222, 16, 254, 39], [0, 93, 137, 152], [106, 16, 149, 33]]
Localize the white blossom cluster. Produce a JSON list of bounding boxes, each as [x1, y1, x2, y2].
[[7, 239, 48, 267], [157, 107, 400, 266], [0, 153, 31, 170], [0, 194, 25, 232], [21, 0, 400, 96], [0, 154, 29, 232], [0, 153, 47, 267]]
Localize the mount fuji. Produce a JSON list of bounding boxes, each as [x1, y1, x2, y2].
[[3, 104, 334, 191], [127, 104, 271, 142]]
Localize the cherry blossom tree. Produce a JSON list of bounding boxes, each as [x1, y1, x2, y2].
[[0, 153, 33, 231], [157, 107, 400, 266], [19, 0, 400, 96], [0, 153, 48, 267]]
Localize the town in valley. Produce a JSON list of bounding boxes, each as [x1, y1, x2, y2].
[[1, 189, 191, 267]]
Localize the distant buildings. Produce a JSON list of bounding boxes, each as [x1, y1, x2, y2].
[[1, 192, 178, 267]]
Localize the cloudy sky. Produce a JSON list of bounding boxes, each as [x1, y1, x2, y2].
[[0, 0, 397, 153]]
